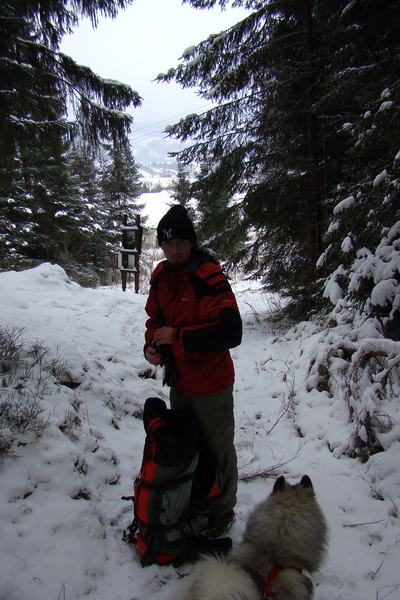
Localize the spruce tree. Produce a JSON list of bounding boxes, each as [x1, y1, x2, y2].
[[171, 162, 192, 207], [101, 145, 143, 224], [99, 143, 144, 251], [160, 0, 400, 317], [193, 162, 246, 262], [0, 132, 81, 268], [0, 150, 34, 268], [0, 0, 140, 163], [0, 0, 141, 271], [24, 144, 79, 263], [64, 142, 102, 264], [159, 0, 340, 315], [319, 0, 400, 335]]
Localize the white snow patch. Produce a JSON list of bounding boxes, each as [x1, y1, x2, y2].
[[333, 195, 355, 214], [379, 100, 393, 112], [0, 264, 399, 600], [373, 170, 387, 187]]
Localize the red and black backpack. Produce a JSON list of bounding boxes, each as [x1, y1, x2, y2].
[[123, 397, 232, 567]]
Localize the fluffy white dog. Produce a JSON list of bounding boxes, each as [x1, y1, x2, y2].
[[180, 475, 328, 600]]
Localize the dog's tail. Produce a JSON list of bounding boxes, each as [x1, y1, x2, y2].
[[272, 568, 313, 600]]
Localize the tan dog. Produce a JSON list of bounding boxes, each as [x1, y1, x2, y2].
[[180, 475, 328, 600]]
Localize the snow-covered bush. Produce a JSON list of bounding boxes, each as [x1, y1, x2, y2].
[[312, 87, 400, 460], [321, 86, 400, 334], [307, 314, 400, 461]]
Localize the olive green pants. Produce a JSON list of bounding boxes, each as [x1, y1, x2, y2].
[[170, 383, 237, 516]]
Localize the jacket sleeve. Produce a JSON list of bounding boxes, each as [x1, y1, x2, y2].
[[143, 265, 164, 352], [172, 266, 242, 355]]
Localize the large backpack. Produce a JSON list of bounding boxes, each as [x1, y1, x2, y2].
[[122, 397, 232, 567]]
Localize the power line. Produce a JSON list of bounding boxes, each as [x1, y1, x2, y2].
[[130, 102, 214, 142]]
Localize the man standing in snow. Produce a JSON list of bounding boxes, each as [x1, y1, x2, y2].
[[144, 204, 242, 538]]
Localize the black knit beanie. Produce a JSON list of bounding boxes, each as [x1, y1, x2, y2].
[[157, 205, 196, 245]]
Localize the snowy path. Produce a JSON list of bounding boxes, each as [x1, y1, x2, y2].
[[0, 265, 399, 600]]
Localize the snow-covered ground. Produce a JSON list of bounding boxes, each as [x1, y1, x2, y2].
[[140, 189, 173, 228], [0, 263, 399, 600]]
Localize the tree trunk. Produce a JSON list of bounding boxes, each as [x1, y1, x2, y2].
[[302, 0, 324, 271]]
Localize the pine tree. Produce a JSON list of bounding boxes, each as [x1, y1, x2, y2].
[[0, 132, 81, 268], [99, 143, 144, 253], [0, 0, 141, 272], [60, 141, 122, 284], [319, 0, 400, 336], [0, 0, 141, 164], [160, 0, 400, 317], [159, 0, 341, 315], [24, 145, 79, 263], [63, 142, 102, 263], [0, 150, 34, 268], [193, 162, 246, 262], [97, 144, 145, 288], [171, 162, 192, 207]]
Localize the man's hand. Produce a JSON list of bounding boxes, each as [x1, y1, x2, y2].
[[145, 346, 163, 366], [153, 327, 174, 345], [145, 327, 173, 366]]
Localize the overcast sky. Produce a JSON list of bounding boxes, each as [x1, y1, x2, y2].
[[61, 0, 248, 140]]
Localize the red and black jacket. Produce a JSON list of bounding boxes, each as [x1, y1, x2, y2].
[[144, 250, 242, 396]]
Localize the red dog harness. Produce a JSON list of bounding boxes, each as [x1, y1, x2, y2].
[[263, 563, 302, 600]]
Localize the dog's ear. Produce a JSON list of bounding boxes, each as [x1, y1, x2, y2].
[[272, 475, 286, 494], [300, 475, 314, 492]]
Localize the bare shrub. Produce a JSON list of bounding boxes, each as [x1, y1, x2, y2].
[[308, 338, 400, 460], [0, 326, 71, 452], [0, 326, 25, 379], [0, 389, 48, 433]]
